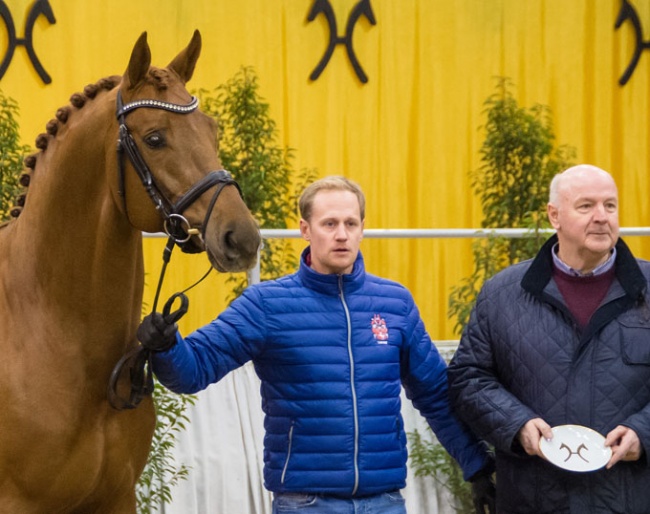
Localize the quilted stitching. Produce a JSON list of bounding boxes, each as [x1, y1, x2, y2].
[[448, 239, 650, 513]]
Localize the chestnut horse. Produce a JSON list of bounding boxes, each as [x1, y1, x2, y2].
[[0, 31, 260, 513]]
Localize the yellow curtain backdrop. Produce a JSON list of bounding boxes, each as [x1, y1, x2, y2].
[[3, 0, 650, 339]]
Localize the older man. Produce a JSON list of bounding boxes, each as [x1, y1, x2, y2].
[[448, 164, 650, 513]]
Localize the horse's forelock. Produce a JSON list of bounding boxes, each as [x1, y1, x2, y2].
[[147, 67, 172, 91]]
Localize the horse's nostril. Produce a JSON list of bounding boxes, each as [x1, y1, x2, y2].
[[224, 230, 235, 249], [220, 227, 261, 260]]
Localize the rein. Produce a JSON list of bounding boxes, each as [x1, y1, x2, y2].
[[108, 90, 241, 410]]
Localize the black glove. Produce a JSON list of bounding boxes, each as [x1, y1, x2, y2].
[[470, 469, 496, 514], [137, 312, 178, 352]]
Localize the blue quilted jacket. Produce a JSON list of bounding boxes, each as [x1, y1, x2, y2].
[[449, 236, 650, 514], [152, 249, 490, 497]]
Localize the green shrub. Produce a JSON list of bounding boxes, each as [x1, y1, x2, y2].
[[409, 78, 575, 508], [136, 386, 196, 513], [448, 77, 575, 335], [198, 66, 317, 297], [0, 90, 31, 221]]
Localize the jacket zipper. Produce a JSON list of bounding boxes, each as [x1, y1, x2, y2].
[[280, 420, 295, 485], [339, 275, 359, 496]]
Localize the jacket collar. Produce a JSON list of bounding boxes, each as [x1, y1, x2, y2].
[[521, 234, 646, 301], [297, 246, 366, 295]]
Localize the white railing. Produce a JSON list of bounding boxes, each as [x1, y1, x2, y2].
[[144, 227, 650, 353], [244, 226, 650, 284]]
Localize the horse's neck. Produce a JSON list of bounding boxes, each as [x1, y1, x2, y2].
[[8, 93, 144, 332]]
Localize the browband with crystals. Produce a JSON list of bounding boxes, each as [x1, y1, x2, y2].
[[116, 94, 199, 118]]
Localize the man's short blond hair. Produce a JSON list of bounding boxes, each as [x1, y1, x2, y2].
[[299, 176, 366, 222]]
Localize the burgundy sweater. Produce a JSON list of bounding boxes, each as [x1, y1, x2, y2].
[[552, 266, 616, 329]]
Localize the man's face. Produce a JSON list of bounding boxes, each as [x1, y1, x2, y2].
[[299, 189, 364, 275], [548, 169, 619, 271]]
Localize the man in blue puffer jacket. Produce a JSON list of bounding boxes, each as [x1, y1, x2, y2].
[[139, 176, 495, 513], [448, 164, 650, 514]]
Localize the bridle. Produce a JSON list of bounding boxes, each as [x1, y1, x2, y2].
[[108, 89, 240, 410], [115, 89, 241, 250]]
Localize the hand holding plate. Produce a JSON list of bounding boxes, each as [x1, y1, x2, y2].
[[518, 418, 553, 457], [605, 425, 641, 469]]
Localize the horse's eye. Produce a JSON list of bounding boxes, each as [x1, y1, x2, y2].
[[143, 132, 166, 149]]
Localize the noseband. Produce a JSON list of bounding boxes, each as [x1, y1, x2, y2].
[[115, 90, 241, 250]]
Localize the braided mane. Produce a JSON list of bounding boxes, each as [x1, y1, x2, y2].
[[10, 68, 175, 219]]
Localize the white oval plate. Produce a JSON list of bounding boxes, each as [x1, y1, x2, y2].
[[538, 424, 612, 472]]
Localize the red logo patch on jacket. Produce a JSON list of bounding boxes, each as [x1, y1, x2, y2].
[[371, 314, 389, 343]]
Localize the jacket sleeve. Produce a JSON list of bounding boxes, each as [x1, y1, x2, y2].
[[151, 286, 267, 394], [447, 285, 538, 454], [400, 295, 492, 481]]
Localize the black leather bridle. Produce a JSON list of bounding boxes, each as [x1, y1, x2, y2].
[[108, 90, 241, 410], [115, 89, 241, 250]]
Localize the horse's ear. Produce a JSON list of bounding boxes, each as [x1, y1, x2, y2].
[[124, 32, 151, 90], [168, 30, 201, 84]]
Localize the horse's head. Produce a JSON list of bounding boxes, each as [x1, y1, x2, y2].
[[115, 31, 261, 272]]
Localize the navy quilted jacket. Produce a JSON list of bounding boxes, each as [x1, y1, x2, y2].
[[152, 249, 490, 497], [448, 235, 650, 514]]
